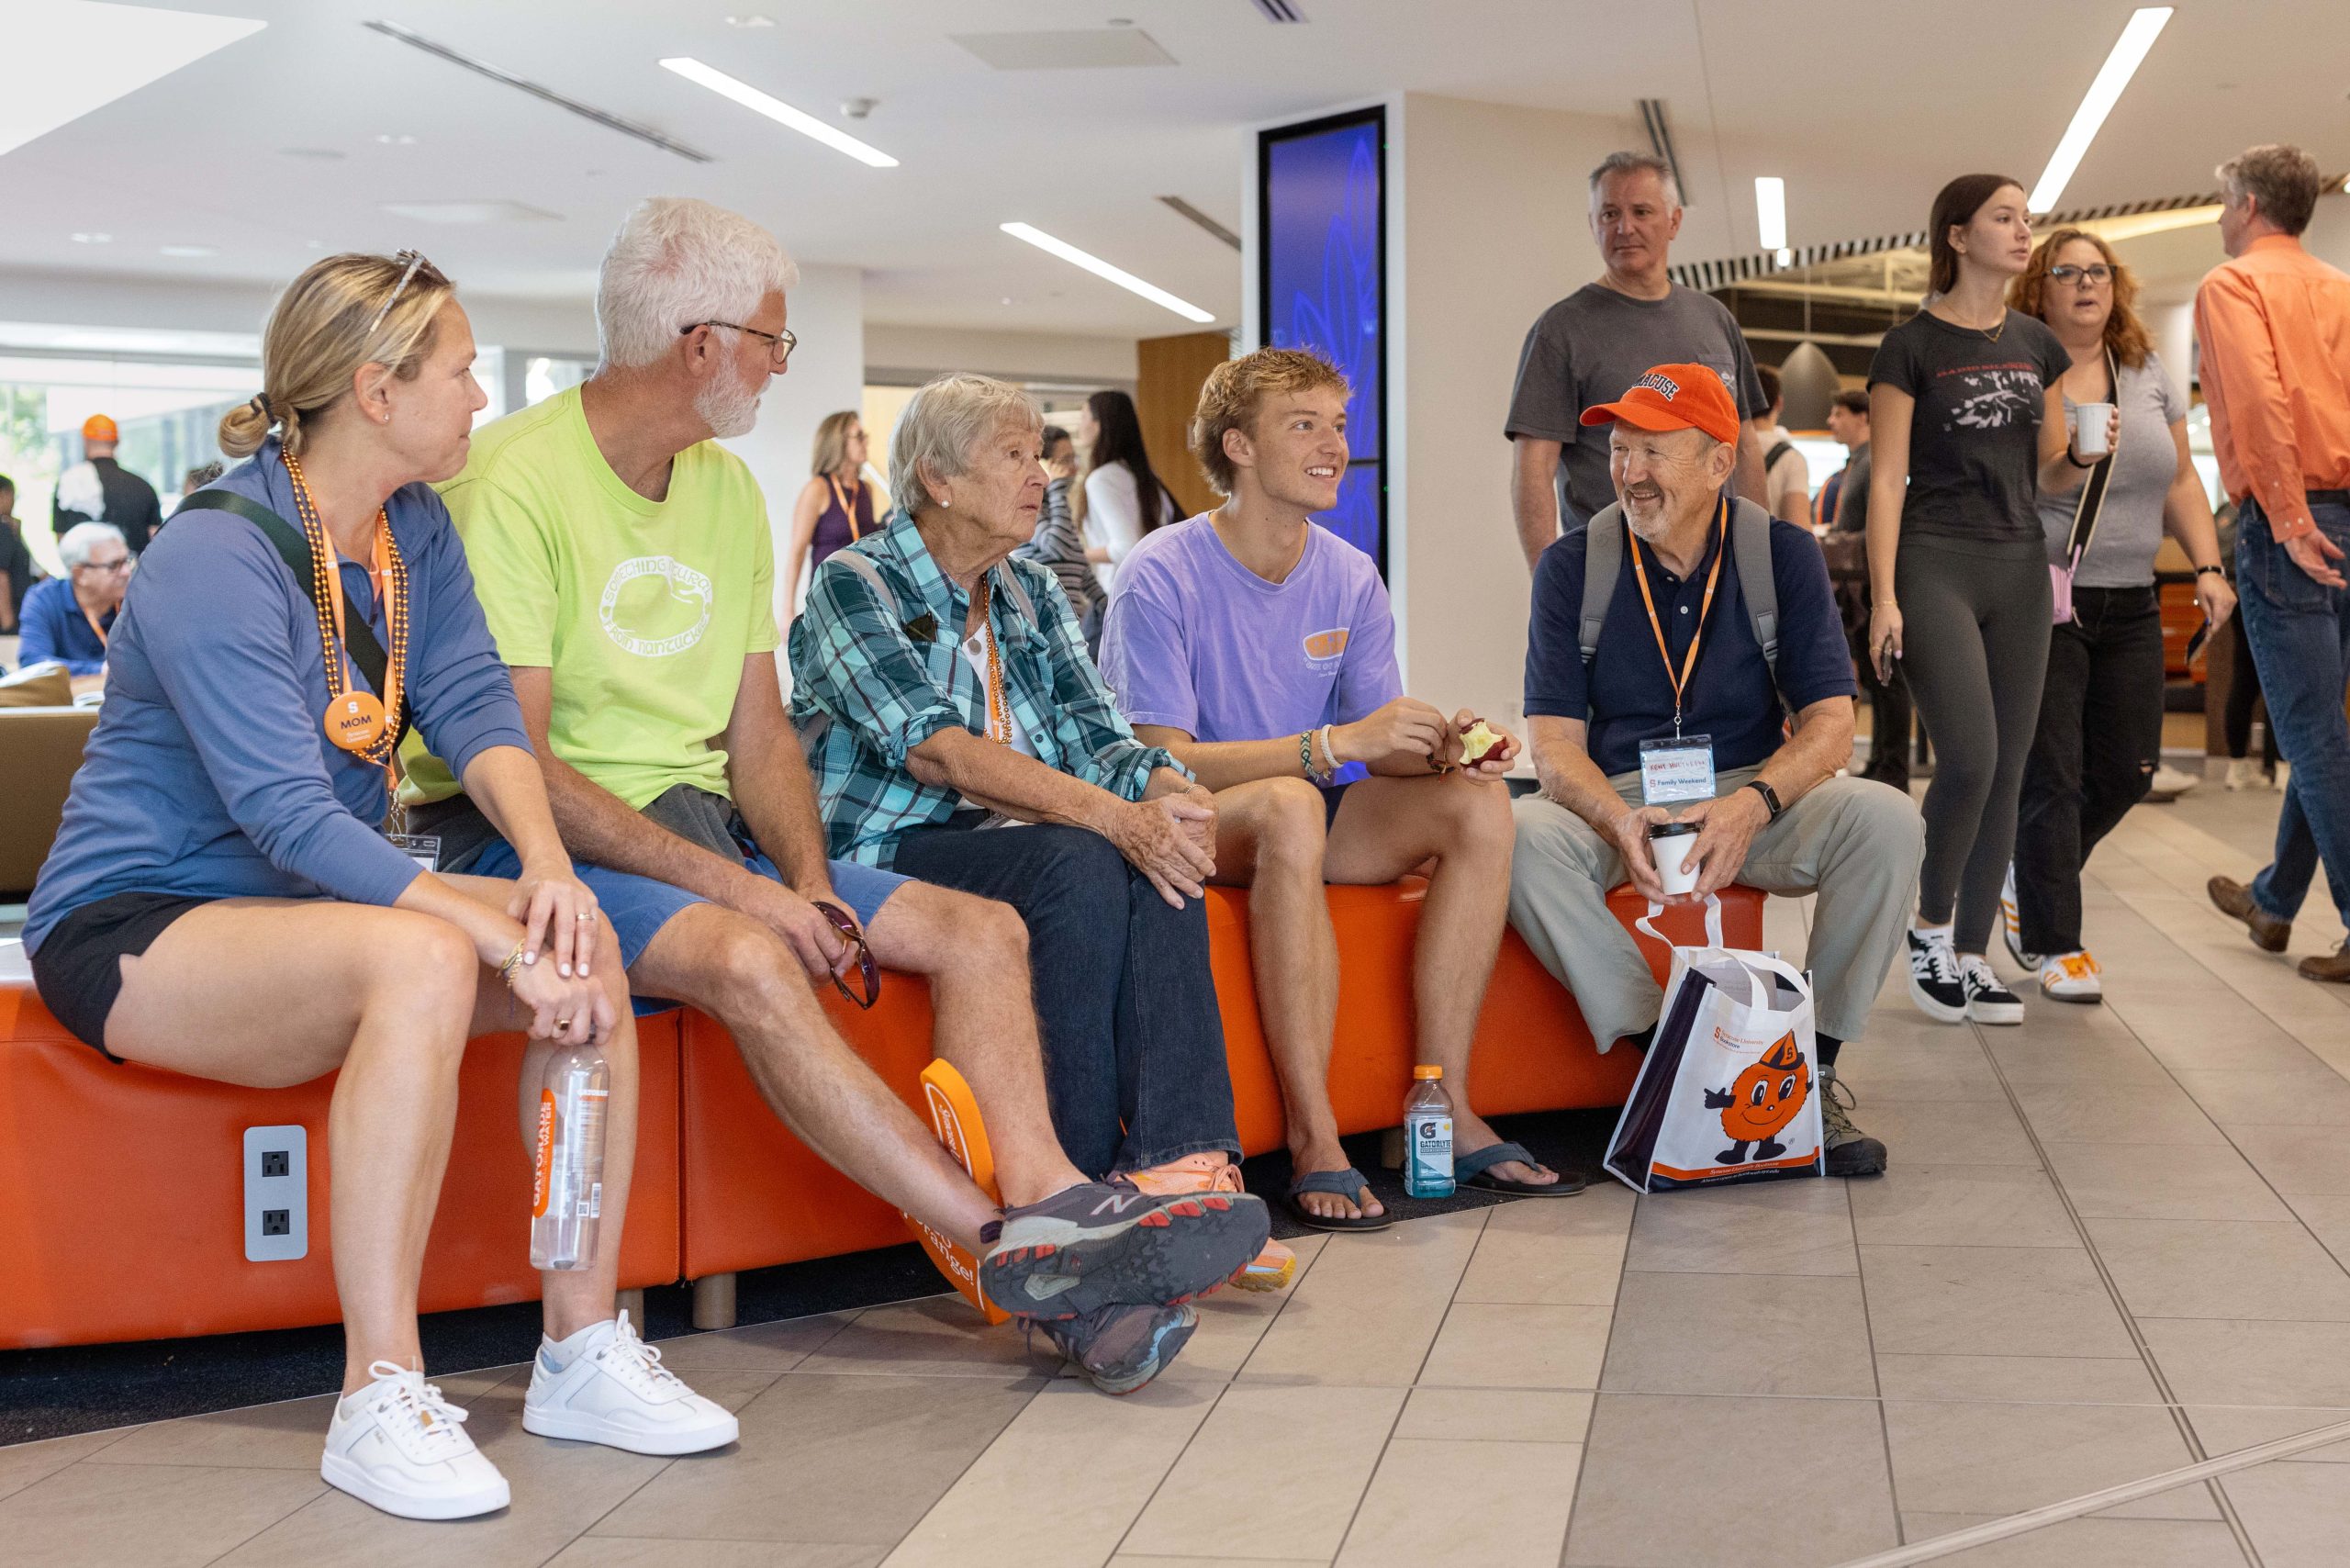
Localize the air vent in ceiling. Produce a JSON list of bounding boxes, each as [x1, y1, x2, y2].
[[1252, 0, 1308, 20], [949, 29, 1177, 70], [363, 19, 711, 162], [380, 200, 562, 226], [1158, 196, 1241, 251]]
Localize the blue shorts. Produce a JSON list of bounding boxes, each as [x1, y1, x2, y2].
[[469, 837, 908, 1015]]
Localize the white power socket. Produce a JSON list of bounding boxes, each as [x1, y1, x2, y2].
[[243, 1125, 308, 1262]]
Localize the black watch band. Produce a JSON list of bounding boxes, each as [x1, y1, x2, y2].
[[2196, 564, 2227, 577], [1745, 778, 1784, 823]]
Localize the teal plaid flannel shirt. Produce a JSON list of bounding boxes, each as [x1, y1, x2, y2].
[[787, 510, 1185, 867]]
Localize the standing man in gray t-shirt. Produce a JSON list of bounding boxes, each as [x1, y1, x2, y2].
[[1505, 151, 1769, 569]]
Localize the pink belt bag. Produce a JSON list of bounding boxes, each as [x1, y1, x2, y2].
[[2053, 353, 2117, 627]]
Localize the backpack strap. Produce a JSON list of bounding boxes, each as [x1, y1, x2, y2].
[[1578, 504, 1626, 677], [1727, 497, 1788, 717], [1763, 439, 1796, 473], [183, 487, 410, 748]]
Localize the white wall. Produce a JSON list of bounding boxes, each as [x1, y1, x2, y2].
[[863, 322, 1136, 386]]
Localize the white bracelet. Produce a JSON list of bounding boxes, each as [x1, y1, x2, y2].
[[1316, 723, 1339, 775]]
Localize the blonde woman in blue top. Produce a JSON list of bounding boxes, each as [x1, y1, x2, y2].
[[26, 252, 735, 1520]]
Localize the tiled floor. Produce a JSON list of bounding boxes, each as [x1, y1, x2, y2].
[[5, 783, 2347, 1568]]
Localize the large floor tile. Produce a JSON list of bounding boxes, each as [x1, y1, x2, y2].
[[2009, 1081, 2225, 1146], [1337, 1437, 1581, 1568], [1394, 1387, 1592, 1444], [652, 1312, 856, 1372], [1600, 1271, 1874, 1397], [1985, 1031, 2174, 1086], [1849, 1162, 2079, 1248], [590, 1372, 1039, 1544], [1883, 1399, 2214, 1519], [2173, 1070, 2350, 1127], [882, 1379, 1215, 1568], [1122, 1383, 1404, 1561], [1240, 1211, 1484, 1386], [1563, 1393, 1897, 1567], [1416, 1301, 1611, 1391], [0, 1460, 322, 1568], [1861, 1245, 2136, 1357], [2184, 1406, 2350, 1463], [1622, 1176, 1857, 1276], [1834, 1041, 2008, 1102], [89, 1394, 335, 1471], [2086, 1217, 2350, 1321], [2280, 1193, 2350, 1271], [1858, 1100, 2043, 1166], [2041, 1141, 2295, 1222], [1159, 1281, 1290, 1384], [793, 1298, 1046, 1379], [2141, 1318, 2350, 1407], [1112, 1558, 1325, 1568], [547, 1541, 889, 1568], [2225, 1125, 2350, 1195], [1454, 1199, 1627, 1306], [1897, 1514, 2249, 1566], [1873, 1353, 2162, 1405], [0, 1428, 132, 1502], [2221, 1461, 2350, 1568]]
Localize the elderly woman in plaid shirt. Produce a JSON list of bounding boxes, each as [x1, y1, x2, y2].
[[790, 373, 1295, 1292]]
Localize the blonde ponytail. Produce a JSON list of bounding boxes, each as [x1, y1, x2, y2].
[[218, 252, 455, 459]]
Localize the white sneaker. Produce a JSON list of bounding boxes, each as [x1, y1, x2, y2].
[[2275, 762, 2292, 794], [2039, 950, 2103, 1004], [2226, 757, 2261, 791], [1999, 866, 2041, 969], [1959, 954, 2026, 1025], [321, 1361, 510, 1521], [522, 1311, 738, 1456], [2150, 764, 2200, 797]]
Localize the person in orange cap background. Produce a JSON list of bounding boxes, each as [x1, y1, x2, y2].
[[52, 412, 165, 555], [1506, 361, 1922, 1179]]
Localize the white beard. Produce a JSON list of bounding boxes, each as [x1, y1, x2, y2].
[[696, 375, 761, 440]]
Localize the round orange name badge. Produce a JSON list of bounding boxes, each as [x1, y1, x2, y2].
[[324, 690, 387, 752]]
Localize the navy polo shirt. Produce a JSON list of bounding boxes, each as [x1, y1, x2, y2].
[[1524, 510, 1853, 778], [17, 575, 115, 677]]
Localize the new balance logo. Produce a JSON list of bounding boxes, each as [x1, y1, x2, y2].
[[1636, 371, 1683, 399], [1090, 1193, 1147, 1216]]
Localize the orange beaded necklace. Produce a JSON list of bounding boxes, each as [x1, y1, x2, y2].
[[971, 576, 1013, 745], [283, 450, 409, 791]]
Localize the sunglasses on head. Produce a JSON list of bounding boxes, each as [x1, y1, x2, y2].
[[811, 901, 879, 1009]]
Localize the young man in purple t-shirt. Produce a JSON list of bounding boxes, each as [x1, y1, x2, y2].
[[1099, 349, 1579, 1229]]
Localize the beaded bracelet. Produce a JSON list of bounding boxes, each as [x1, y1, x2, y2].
[[1300, 731, 1327, 782]]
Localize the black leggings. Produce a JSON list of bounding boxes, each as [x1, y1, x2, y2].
[[2223, 604, 2279, 765], [1895, 537, 2051, 951]]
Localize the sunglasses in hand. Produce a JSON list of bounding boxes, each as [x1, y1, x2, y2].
[[811, 901, 880, 1009]]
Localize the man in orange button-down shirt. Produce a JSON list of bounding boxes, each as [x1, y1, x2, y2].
[[2196, 143, 2350, 985]]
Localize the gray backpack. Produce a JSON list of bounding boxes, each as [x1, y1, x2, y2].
[[1577, 496, 1785, 716]]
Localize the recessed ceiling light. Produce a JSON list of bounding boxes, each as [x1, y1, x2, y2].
[[2028, 6, 2173, 212], [278, 146, 344, 162], [999, 222, 1214, 323], [375, 132, 418, 146], [725, 14, 776, 26], [1774, 247, 1793, 268], [71, 231, 112, 244], [1754, 175, 1786, 252], [159, 243, 218, 257], [659, 57, 899, 167]]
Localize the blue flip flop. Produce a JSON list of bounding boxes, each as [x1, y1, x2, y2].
[[1456, 1141, 1587, 1197], [1285, 1167, 1393, 1232]]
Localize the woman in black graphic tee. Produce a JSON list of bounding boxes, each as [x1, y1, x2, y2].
[[1863, 174, 2114, 1028]]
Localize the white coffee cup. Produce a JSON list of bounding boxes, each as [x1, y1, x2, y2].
[[1650, 821, 1701, 898], [2075, 402, 2115, 459]]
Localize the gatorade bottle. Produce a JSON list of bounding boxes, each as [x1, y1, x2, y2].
[[530, 1040, 610, 1271], [1403, 1065, 1455, 1198]]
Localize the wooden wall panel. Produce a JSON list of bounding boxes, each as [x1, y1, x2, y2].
[[1134, 330, 1232, 520]]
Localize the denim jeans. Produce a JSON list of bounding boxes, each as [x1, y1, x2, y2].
[[2237, 497, 2350, 928], [886, 820, 1240, 1176]]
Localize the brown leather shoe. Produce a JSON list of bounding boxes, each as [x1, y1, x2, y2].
[[2209, 876, 2292, 954], [2302, 944, 2350, 984]]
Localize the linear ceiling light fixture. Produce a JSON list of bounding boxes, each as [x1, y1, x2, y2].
[[658, 58, 897, 167], [364, 20, 711, 162], [2027, 6, 2172, 212], [1000, 223, 1214, 322], [1754, 176, 1786, 251]]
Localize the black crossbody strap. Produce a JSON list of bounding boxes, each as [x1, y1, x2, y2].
[[183, 488, 410, 747]]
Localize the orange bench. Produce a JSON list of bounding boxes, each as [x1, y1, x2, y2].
[[0, 882, 1757, 1350]]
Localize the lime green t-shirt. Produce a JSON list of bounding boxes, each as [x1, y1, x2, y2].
[[407, 385, 778, 810]]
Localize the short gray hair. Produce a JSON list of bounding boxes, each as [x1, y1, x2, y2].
[[890, 374, 1044, 513], [595, 196, 800, 371], [59, 521, 126, 568], [1589, 151, 1682, 209], [2217, 144, 2323, 237]]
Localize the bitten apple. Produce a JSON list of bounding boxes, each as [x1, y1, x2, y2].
[[1459, 719, 1503, 766]]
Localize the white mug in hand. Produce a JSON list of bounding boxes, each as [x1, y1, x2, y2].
[[1650, 821, 1700, 898], [2075, 402, 2115, 459]]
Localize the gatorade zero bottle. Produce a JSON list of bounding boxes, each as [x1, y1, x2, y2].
[[530, 1040, 610, 1271], [1404, 1065, 1455, 1199]]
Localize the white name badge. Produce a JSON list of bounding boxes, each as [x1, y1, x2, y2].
[[1639, 736, 1718, 805], [386, 832, 442, 873]]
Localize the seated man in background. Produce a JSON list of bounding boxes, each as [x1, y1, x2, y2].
[[1509, 364, 1919, 1177], [20, 521, 130, 696], [1099, 348, 1572, 1230], [408, 197, 1265, 1396]]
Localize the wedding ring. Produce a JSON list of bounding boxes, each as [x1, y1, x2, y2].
[[555, 1018, 572, 1029]]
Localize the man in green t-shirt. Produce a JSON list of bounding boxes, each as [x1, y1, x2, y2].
[[413, 198, 1265, 1395]]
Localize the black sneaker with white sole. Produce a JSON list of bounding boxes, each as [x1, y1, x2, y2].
[[1958, 955, 2025, 1025], [1906, 929, 1966, 1023]]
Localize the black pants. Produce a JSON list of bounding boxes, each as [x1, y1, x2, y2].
[[2223, 604, 2279, 765], [1848, 622, 1916, 788], [2015, 586, 2165, 955]]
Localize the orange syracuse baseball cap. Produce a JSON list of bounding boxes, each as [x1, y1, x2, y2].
[[81, 414, 118, 442], [1579, 364, 1740, 447]]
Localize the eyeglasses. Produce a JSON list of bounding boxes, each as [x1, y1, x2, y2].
[[75, 555, 132, 575], [2049, 263, 2114, 288], [811, 901, 880, 1009], [366, 249, 431, 336], [683, 319, 798, 367]]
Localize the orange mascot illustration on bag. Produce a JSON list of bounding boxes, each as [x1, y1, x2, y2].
[[1702, 1033, 1811, 1166]]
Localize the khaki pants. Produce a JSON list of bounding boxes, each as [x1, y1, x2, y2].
[[1507, 765, 1923, 1047]]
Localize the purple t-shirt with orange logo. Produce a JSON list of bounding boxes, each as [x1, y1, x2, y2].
[[1098, 514, 1400, 790]]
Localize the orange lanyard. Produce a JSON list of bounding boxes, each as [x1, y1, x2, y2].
[[80, 602, 110, 649], [971, 577, 1013, 745], [318, 523, 396, 657], [829, 476, 865, 541], [1627, 499, 1726, 736]]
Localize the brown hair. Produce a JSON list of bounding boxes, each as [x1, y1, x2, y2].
[[2217, 144, 2323, 237], [1926, 174, 2025, 295], [218, 252, 454, 458], [810, 409, 862, 478], [1188, 347, 1350, 496], [2009, 229, 2153, 369]]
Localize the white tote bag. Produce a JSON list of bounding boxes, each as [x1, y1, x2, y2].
[[1603, 899, 1825, 1193]]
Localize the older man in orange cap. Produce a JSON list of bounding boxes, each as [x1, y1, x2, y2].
[[51, 413, 163, 554], [1506, 363, 1920, 1178]]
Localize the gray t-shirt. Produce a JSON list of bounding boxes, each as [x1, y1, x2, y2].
[[1505, 283, 1766, 529], [2039, 349, 2188, 588]]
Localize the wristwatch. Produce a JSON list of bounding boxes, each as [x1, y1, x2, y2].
[[1744, 778, 1785, 823]]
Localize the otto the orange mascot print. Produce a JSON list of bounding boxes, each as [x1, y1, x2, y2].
[[1702, 1034, 1811, 1166]]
